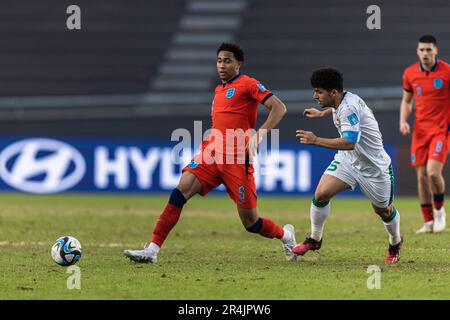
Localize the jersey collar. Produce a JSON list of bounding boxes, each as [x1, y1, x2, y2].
[[335, 91, 348, 111], [222, 73, 242, 86], [419, 58, 439, 72]]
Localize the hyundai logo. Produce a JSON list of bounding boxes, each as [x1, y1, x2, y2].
[[0, 138, 86, 194]]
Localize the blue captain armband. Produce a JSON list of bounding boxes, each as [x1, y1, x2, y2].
[[342, 131, 359, 143]]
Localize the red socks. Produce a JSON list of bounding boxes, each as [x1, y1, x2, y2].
[[259, 217, 284, 239], [151, 188, 187, 247], [421, 204, 433, 222], [151, 203, 182, 247], [421, 194, 445, 223]]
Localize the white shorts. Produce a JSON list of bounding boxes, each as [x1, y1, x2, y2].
[[323, 153, 394, 208]]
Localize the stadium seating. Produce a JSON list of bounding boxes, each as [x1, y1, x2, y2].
[[0, 0, 185, 96], [0, 0, 449, 96], [238, 0, 450, 89]]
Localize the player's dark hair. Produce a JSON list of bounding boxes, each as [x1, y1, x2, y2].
[[217, 42, 244, 62], [419, 35, 437, 46], [310, 67, 344, 92]]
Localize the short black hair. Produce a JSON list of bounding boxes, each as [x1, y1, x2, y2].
[[217, 42, 244, 62], [419, 35, 437, 46], [310, 67, 344, 92]]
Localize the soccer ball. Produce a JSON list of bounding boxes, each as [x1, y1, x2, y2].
[[51, 236, 82, 266]]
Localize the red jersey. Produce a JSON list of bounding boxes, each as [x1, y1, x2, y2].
[[203, 73, 273, 156], [403, 59, 450, 132]]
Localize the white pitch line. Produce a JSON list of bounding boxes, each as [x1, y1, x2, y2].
[[0, 241, 142, 248]]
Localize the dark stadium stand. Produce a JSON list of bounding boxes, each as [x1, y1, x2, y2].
[[238, 0, 450, 90], [0, 0, 185, 96], [0, 0, 449, 96]]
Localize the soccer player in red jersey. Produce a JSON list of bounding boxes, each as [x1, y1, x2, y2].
[[400, 35, 450, 233], [124, 43, 297, 263]]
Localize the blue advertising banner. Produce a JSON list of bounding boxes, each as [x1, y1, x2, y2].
[[0, 137, 396, 195]]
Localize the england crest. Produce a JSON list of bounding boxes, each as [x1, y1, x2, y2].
[[226, 88, 235, 98], [433, 78, 443, 89]]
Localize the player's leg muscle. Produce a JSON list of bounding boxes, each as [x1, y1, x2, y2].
[[415, 165, 432, 203], [426, 159, 445, 194], [315, 174, 351, 202], [237, 207, 259, 228], [372, 204, 392, 220], [176, 171, 203, 200]]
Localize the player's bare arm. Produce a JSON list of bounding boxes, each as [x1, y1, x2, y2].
[[248, 95, 287, 156], [399, 90, 413, 136], [303, 107, 332, 118], [295, 129, 355, 150], [260, 94, 287, 132]]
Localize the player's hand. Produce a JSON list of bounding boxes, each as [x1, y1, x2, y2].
[[303, 108, 323, 119], [248, 131, 264, 159], [399, 122, 411, 136], [296, 130, 318, 145]]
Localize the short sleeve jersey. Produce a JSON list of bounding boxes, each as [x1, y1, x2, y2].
[[205, 73, 273, 155], [402, 59, 450, 132], [332, 91, 391, 176]]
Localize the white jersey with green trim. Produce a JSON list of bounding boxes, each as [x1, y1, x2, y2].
[[331, 91, 391, 177]]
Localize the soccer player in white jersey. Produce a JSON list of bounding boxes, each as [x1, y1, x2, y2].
[[292, 67, 403, 264]]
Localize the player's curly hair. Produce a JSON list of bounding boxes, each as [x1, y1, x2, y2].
[[217, 42, 244, 62], [310, 67, 344, 92]]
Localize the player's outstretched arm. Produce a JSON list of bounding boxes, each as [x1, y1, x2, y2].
[[399, 90, 413, 135], [296, 130, 355, 150], [303, 107, 332, 119]]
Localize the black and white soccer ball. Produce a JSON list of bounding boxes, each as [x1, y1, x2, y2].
[[51, 236, 82, 266]]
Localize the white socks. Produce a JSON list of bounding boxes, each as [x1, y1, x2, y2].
[[281, 228, 292, 243], [310, 200, 330, 241], [383, 208, 401, 245], [145, 242, 160, 255]]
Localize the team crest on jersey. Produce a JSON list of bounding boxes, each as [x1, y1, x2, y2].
[[226, 88, 236, 98], [433, 78, 443, 89]]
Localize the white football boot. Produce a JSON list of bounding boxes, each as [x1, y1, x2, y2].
[[415, 221, 434, 234], [281, 224, 297, 261], [433, 207, 446, 233], [123, 244, 158, 264]]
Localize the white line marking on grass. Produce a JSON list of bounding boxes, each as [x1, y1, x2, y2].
[[0, 241, 142, 248]]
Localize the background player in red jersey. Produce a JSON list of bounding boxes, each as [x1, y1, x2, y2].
[[400, 35, 450, 233], [123, 43, 297, 263]]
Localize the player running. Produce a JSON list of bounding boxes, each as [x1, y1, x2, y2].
[[123, 43, 297, 263], [293, 68, 403, 264], [400, 35, 449, 234]]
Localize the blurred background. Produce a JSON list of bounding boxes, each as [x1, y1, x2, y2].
[[0, 0, 448, 195]]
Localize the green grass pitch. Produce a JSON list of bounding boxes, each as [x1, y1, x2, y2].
[[0, 193, 449, 299]]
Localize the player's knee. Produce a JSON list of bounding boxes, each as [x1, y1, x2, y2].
[[373, 206, 387, 215], [175, 181, 191, 197], [373, 206, 390, 219], [416, 171, 428, 183], [426, 168, 441, 182], [314, 191, 331, 204]]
